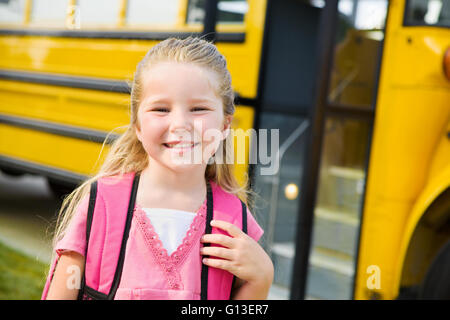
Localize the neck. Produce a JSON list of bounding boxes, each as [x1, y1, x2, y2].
[[140, 160, 207, 195]]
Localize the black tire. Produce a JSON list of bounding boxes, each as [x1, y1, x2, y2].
[[1, 168, 24, 177], [47, 179, 75, 200], [419, 238, 450, 299]]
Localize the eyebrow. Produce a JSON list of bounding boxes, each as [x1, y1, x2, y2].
[[144, 97, 217, 105], [143, 97, 170, 105], [188, 98, 217, 104]]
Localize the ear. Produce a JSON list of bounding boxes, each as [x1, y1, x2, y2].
[[222, 115, 233, 140], [135, 124, 142, 142]]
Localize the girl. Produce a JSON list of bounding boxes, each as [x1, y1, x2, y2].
[[43, 37, 274, 300]]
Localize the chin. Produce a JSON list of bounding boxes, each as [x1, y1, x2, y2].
[[146, 146, 207, 172], [157, 155, 205, 172], [166, 162, 205, 175]]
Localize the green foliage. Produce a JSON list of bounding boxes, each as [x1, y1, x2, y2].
[[0, 241, 48, 300]]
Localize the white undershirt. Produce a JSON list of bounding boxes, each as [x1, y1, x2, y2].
[[142, 208, 197, 255]]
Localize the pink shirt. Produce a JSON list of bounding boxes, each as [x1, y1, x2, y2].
[[55, 184, 264, 300]]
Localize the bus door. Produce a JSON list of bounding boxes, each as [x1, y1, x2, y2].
[[249, 0, 323, 299], [294, 0, 389, 299]]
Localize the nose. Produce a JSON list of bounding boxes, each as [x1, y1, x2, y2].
[[169, 108, 192, 134]]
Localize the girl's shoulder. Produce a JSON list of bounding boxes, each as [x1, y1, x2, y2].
[[91, 172, 137, 202], [96, 171, 136, 186], [208, 180, 244, 212], [209, 179, 247, 198], [209, 180, 264, 241], [208, 180, 238, 199]]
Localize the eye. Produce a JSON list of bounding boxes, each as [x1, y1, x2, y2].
[[151, 107, 169, 113], [191, 107, 208, 112]]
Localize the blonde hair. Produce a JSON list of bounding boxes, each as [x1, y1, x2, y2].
[[49, 36, 258, 269]]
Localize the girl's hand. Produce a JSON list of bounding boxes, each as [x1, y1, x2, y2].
[[200, 219, 274, 289]]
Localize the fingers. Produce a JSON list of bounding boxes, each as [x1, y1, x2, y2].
[[200, 246, 234, 260], [210, 219, 243, 238], [201, 233, 235, 248], [202, 257, 233, 272]]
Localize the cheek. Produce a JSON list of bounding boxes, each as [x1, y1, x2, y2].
[[198, 122, 225, 152], [138, 115, 166, 144], [196, 114, 225, 140]]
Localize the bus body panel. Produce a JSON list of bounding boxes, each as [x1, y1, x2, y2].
[[395, 162, 450, 294], [355, 0, 450, 300]]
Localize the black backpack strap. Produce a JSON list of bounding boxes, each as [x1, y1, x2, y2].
[[241, 200, 248, 234], [77, 180, 98, 300], [229, 200, 248, 299], [200, 181, 213, 300]]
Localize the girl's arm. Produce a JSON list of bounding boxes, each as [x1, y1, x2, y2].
[[231, 276, 273, 300], [46, 251, 85, 300]]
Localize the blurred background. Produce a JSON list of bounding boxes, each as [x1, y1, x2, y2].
[[0, 0, 449, 300]]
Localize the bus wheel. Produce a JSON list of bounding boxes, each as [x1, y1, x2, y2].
[[47, 179, 75, 200], [1, 168, 24, 177], [419, 238, 450, 299]]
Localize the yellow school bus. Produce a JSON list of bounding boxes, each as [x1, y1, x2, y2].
[[353, 0, 450, 300], [0, 0, 449, 300], [292, 0, 449, 300]]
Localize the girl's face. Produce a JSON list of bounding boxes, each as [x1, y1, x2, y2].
[[135, 62, 232, 172]]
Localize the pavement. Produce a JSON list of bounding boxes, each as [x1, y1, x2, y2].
[[0, 171, 60, 264]]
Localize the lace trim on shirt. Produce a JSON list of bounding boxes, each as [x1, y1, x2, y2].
[[134, 202, 206, 290]]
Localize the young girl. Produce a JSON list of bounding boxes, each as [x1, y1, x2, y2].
[[43, 37, 274, 300]]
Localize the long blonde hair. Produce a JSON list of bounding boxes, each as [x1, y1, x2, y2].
[[50, 37, 257, 263]]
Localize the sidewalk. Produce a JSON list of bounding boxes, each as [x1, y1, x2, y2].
[[0, 172, 58, 264]]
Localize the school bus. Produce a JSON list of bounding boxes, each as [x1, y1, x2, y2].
[[0, 0, 449, 300]]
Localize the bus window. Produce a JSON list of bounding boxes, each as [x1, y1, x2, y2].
[[252, 113, 309, 299], [30, 0, 69, 27], [186, 0, 248, 24], [405, 0, 450, 27], [77, 0, 121, 27], [328, 0, 388, 108], [126, 0, 180, 26], [306, 117, 371, 299], [0, 0, 25, 24]]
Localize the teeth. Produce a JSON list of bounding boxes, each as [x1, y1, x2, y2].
[[165, 143, 197, 148]]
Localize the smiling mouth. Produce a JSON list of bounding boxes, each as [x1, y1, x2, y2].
[[163, 142, 200, 149]]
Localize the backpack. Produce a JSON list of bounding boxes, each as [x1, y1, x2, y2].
[[42, 171, 248, 300]]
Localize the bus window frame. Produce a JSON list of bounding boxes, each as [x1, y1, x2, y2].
[[0, 28, 245, 42], [403, 0, 450, 28], [0, 0, 246, 42]]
